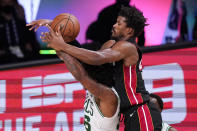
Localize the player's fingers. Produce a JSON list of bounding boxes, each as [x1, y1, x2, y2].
[[34, 24, 42, 32], [47, 43, 51, 48], [57, 26, 61, 36], [40, 36, 47, 42], [26, 22, 35, 26], [45, 32, 52, 40], [46, 24, 55, 36], [29, 24, 37, 31], [42, 32, 50, 41], [40, 32, 50, 41]]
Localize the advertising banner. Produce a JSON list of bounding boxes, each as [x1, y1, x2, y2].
[[0, 46, 197, 130]]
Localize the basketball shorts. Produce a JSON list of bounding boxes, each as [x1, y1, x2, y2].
[[123, 101, 162, 131]]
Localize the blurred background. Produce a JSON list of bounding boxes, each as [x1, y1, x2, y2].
[[0, 0, 196, 62]]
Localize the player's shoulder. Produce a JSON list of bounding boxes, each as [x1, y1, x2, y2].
[[100, 40, 116, 50], [114, 40, 137, 49]]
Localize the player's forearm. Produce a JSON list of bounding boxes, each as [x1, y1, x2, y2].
[[60, 43, 105, 65], [58, 52, 85, 81], [59, 52, 114, 100], [60, 52, 108, 98], [80, 77, 107, 99]]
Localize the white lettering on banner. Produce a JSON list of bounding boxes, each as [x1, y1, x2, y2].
[[142, 63, 186, 124], [16, 118, 23, 131], [54, 112, 69, 131], [4, 119, 12, 131], [43, 73, 75, 85], [22, 76, 42, 88], [22, 73, 83, 109], [65, 83, 83, 103], [43, 85, 64, 106], [73, 110, 84, 131], [0, 80, 6, 113], [22, 88, 42, 108], [0, 121, 2, 129], [4, 118, 23, 131], [26, 116, 41, 131], [0, 116, 40, 131]]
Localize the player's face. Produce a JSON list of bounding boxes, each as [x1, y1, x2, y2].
[[111, 16, 130, 40]]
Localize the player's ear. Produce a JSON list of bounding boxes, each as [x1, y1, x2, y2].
[[127, 27, 134, 36]]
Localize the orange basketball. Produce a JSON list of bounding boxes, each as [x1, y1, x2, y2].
[[51, 13, 80, 42]]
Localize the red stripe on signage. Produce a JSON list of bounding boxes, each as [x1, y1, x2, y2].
[[80, 117, 84, 124], [155, 91, 173, 98], [153, 78, 173, 88], [164, 101, 173, 110]]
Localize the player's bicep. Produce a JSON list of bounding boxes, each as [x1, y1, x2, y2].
[[98, 48, 125, 63], [99, 41, 137, 63]]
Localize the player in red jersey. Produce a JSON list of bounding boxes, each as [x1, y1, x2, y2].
[[40, 6, 162, 131]]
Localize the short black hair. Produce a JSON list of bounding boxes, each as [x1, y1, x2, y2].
[[149, 93, 164, 110], [118, 6, 148, 37]]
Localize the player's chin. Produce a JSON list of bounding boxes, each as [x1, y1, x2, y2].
[[111, 33, 117, 40]]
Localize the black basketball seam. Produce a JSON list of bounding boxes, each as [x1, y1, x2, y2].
[[68, 17, 79, 40], [64, 19, 77, 41], [53, 14, 79, 42], [69, 18, 76, 37], [62, 15, 71, 37], [53, 18, 69, 31]]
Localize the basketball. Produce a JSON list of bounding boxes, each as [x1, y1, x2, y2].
[[50, 13, 80, 42]]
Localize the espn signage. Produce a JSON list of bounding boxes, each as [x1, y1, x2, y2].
[[0, 64, 86, 131], [0, 47, 197, 131], [142, 47, 197, 131], [143, 63, 186, 124]]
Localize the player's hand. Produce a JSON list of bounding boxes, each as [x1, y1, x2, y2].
[[40, 24, 65, 51], [26, 19, 52, 32]]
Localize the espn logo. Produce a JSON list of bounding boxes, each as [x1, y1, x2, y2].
[[22, 72, 84, 108], [142, 63, 186, 124]]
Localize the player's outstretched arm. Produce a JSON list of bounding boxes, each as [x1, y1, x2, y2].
[[41, 25, 138, 66], [57, 51, 118, 117], [26, 19, 52, 32], [56, 51, 117, 102]]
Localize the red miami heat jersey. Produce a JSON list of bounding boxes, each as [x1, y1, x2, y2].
[[113, 37, 149, 112]]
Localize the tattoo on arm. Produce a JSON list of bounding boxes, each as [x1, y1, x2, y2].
[[57, 51, 115, 101], [57, 51, 86, 81]]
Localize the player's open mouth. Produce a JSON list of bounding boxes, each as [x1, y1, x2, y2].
[[112, 29, 115, 34]]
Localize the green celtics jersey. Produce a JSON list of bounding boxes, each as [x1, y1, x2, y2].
[[84, 88, 120, 131]]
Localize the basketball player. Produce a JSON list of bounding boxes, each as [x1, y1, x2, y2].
[[149, 93, 177, 131], [40, 6, 162, 131], [57, 51, 120, 131], [27, 20, 121, 131]]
